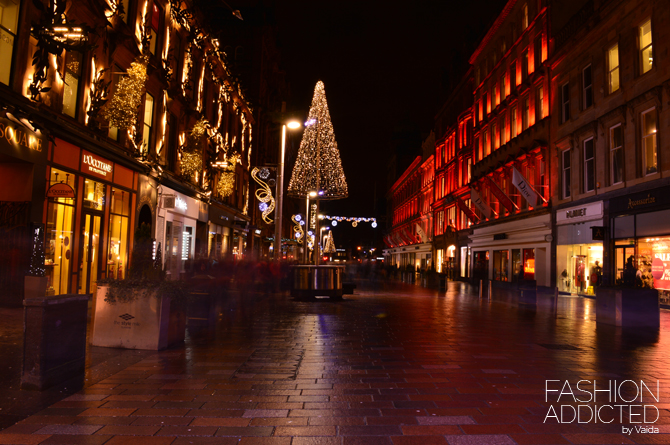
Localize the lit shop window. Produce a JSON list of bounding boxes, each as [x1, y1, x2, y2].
[[639, 19, 652, 74], [83, 179, 105, 210], [45, 169, 75, 295], [107, 189, 130, 280], [0, 0, 20, 86], [523, 248, 535, 280]]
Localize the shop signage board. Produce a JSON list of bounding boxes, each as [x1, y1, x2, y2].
[[0, 115, 48, 163], [610, 188, 670, 214], [591, 226, 605, 240], [81, 150, 113, 180], [485, 176, 518, 213], [46, 182, 75, 198], [512, 167, 542, 207], [556, 201, 603, 225]]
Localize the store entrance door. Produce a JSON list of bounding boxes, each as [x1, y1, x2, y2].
[[615, 244, 635, 284], [79, 213, 102, 295]]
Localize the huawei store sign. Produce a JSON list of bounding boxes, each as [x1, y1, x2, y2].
[[82, 151, 113, 179]]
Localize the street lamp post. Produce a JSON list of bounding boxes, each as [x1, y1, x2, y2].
[[274, 121, 301, 261]]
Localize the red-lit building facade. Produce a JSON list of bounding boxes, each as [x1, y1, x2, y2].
[[432, 72, 474, 278], [468, 0, 553, 288], [550, 0, 670, 300], [384, 134, 434, 271]]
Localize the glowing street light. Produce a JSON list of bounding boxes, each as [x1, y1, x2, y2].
[[275, 120, 302, 260]]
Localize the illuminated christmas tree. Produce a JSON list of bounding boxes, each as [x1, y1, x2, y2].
[[323, 230, 336, 253], [288, 81, 348, 199]]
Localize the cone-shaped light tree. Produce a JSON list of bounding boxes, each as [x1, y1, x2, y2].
[[288, 81, 348, 199], [288, 81, 347, 265]]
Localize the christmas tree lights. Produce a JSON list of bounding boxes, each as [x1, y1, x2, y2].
[[103, 55, 148, 129], [288, 81, 348, 200]]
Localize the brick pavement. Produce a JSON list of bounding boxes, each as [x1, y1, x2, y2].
[[2, 281, 670, 444]]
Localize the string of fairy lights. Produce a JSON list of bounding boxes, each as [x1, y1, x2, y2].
[[287, 81, 348, 200], [320, 215, 378, 228], [103, 55, 148, 130]]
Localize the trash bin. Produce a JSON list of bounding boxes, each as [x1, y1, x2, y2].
[[22, 294, 90, 390]]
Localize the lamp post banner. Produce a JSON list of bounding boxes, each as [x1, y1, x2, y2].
[[512, 167, 541, 208], [485, 176, 518, 213], [470, 187, 493, 220]]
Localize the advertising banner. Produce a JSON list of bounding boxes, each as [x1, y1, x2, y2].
[[470, 187, 493, 220], [512, 167, 542, 208]]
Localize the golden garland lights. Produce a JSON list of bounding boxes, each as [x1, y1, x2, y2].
[[179, 118, 209, 178], [215, 153, 239, 198], [287, 81, 348, 200], [251, 167, 275, 224], [103, 55, 148, 129]]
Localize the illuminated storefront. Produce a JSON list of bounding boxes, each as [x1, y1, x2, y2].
[[46, 138, 137, 296], [469, 213, 551, 286], [610, 188, 670, 305], [555, 201, 604, 295], [208, 204, 233, 260], [0, 113, 48, 306]]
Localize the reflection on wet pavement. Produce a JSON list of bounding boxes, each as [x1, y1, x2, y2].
[[0, 281, 669, 444]]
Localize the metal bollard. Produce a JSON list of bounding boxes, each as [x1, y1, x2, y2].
[[488, 280, 492, 301], [553, 286, 559, 315], [479, 280, 483, 299]]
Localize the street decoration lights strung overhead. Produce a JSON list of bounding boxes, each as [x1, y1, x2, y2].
[[321, 215, 377, 228], [251, 167, 275, 224], [288, 81, 347, 265]]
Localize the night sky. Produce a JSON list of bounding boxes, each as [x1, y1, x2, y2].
[[219, 1, 508, 250]]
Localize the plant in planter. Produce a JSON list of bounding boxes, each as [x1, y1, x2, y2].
[[25, 224, 48, 300], [91, 223, 189, 350]]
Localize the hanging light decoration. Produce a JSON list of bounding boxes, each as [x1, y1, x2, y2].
[[251, 167, 275, 224]]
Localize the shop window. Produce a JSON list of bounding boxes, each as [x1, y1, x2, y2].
[[149, 2, 162, 56], [608, 43, 620, 94], [639, 19, 652, 75], [143, 93, 154, 156], [107, 189, 130, 280], [561, 82, 570, 123], [562, 149, 571, 198], [523, 248, 535, 280], [582, 65, 592, 109], [534, 35, 542, 71], [473, 250, 489, 283], [583, 137, 594, 192], [522, 97, 529, 131], [121, 0, 131, 24], [558, 244, 603, 294], [62, 51, 83, 118], [642, 108, 657, 175], [493, 250, 509, 281], [610, 124, 623, 184], [0, 0, 19, 85], [512, 249, 522, 282], [45, 169, 75, 295], [83, 179, 105, 210]]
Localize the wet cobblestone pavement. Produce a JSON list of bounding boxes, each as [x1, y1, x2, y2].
[[2, 281, 670, 444]]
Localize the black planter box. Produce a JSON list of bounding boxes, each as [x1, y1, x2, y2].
[[596, 287, 659, 328], [21, 294, 90, 390]]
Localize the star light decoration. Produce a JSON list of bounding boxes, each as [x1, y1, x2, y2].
[[103, 55, 149, 129], [292, 214, 304, 245], [287, 81, 348, 200], [251, 167, 275, 224]]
